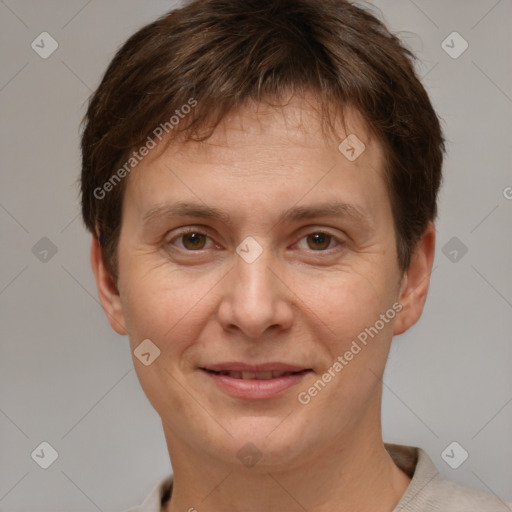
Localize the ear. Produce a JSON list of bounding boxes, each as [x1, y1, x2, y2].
[[393, 222, 436, 335], [90, 236, 127, 335]]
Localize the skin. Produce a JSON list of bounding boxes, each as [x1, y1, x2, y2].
[[91, 94, 435, 512]]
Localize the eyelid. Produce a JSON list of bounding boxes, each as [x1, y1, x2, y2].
[[165, 226, 218, 250], [164, 225, 346, 251], [292, 229, 345, 251]]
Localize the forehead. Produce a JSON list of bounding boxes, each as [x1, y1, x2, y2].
[[124, 94, 389, 227], [141, 94, 380, 167]]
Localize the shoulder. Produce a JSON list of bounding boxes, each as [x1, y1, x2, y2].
[[386, 443, 512, 512], [430, 477, 512, 511], [123, 474, 174, 512]]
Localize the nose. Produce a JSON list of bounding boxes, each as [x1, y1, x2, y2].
[[217, 243, 294, 339]]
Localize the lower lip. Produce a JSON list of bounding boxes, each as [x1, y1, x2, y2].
[[202, 370, 309, 400]]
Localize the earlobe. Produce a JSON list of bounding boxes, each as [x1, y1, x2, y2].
[[393, 223, 436, 336], [90, 236, 127, 335]]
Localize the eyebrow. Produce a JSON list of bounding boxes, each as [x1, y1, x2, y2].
[[142, 200, 370, 229]]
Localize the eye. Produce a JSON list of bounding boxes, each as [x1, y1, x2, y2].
[[167, 229, 214, 251], [296, 232, 341, 251]]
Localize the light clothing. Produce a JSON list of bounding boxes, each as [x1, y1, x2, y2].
[[125, 443, 511, 511]]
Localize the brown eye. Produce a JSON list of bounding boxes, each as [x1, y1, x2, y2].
[[181, 232, 207, 250], [306, 233, 332, 250]]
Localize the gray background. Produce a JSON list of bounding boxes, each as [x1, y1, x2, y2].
[[0, 0, 511, 510]]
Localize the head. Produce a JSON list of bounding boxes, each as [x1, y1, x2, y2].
[[82, 0, 443, 470]]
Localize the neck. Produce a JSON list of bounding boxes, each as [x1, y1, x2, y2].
[[164, 401, 411, 512]]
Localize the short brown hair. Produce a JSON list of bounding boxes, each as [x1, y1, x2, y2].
[[81, 0, 444, 280]]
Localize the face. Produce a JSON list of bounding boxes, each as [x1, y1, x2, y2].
[[92, 95, 434, 470]]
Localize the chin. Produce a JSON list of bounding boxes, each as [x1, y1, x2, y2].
[[206, 416, 318, 469]]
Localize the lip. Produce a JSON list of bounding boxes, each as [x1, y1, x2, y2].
[[200, 362, 312, 400], [203, 362, 307, 373]]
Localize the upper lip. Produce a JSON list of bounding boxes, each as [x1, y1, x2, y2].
[[201, 362, 309, 373]]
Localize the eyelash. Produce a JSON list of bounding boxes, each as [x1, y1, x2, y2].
[[165, 227, 344, 253]]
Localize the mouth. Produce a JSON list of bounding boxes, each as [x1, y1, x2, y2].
[[199, 363, 312, 400], [203, 369, 309, 379]]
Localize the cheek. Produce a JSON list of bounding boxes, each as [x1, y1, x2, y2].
[[301, 265, 398, 346], [294, 274, 398, 422], [118, 265, 217, 412], [118, 258, 221, 356]]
